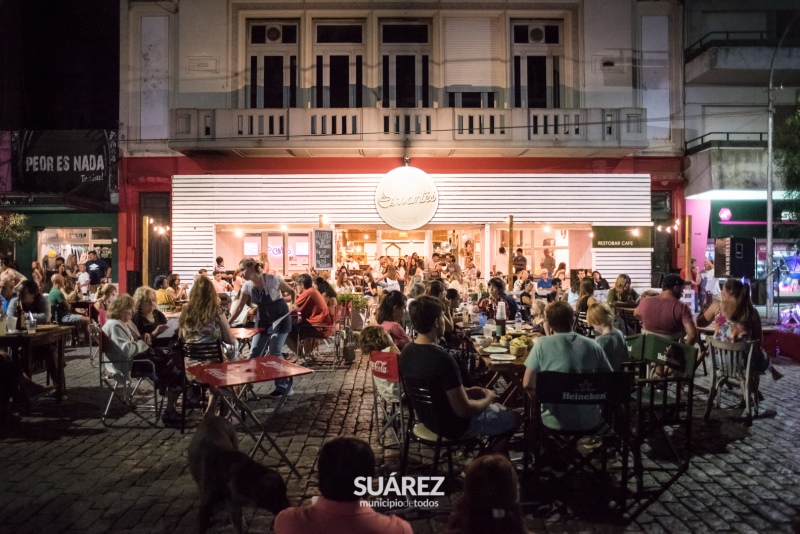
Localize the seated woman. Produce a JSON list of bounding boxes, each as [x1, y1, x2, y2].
[[553, 261, 567, 282], [607, 274, 639, 313], [166, 273, 188, 302], [519, 279, 535, 308], [154, 275, 174, 307], [8, 280, 59, 383], [132, 287, 169, 346], [94, 283, 118, 326], [230, 269, 246, 293], [575, 278, 597, 334], [375, 265, 402, 293], [586, 302, 628, 371], [376, 290, 411, 350], [513, 269, 529, 292], [425, 279, 455, 334], [359, 325, 401, 401], [48, 274, 91, 343], [102, 294, 181, 427], [697, 279, 782, 383], [335, 270, 355, 294], [592, 270, 610, 290], [180, 276, 238, 412]]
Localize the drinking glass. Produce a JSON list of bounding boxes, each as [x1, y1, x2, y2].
[[25, 318, 37, 334]]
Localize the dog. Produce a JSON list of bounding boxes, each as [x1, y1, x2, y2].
[[188, 416, 291, 533]]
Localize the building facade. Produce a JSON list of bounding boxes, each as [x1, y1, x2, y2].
[[118, 0, 687, 291]]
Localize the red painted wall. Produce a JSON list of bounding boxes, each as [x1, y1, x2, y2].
[[117, 155, 685, 292]]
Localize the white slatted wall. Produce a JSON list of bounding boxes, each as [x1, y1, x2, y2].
[[592, 249, 653, 292], [172, 173, 652, 283]]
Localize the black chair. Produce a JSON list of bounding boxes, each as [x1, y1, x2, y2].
[[651, 273, 664, 289], [400, 375, 484, 478], [530, 371, 633, 514], [179, 340, 225, 432], [618, 308, 642, 336], [629, 333, 697, 495]]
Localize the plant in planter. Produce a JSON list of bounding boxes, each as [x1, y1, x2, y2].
[[336, 293, 368, 330]]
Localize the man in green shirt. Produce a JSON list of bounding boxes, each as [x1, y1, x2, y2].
[[523, 300, 611, 432]]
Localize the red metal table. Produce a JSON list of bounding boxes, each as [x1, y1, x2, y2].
[[190, 356, 312, 477], [230, 327, 263, 357]]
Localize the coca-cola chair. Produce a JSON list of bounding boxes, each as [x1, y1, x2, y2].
[[530, 371, 633, 513], [369, 350, 405, 448]]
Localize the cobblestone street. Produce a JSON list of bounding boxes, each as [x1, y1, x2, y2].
[[0, 345, 798, 533]]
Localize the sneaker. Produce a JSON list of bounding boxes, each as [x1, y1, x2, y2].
[[268, 387, 295, 399]]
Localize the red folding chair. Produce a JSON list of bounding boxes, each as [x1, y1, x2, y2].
[[369, 350, 405, 448]]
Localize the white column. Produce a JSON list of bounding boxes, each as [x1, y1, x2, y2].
[[330, 223, 336, 282], [425, 230, 433, 259], [483, 224, 491, 283], [376, 230, 383, 260]]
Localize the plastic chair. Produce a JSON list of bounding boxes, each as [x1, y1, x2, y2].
[[295, 305, 349, 370], [530, 371, 634, 513], [369, 350, 405, 448], [99, 330, 162, 427], [704, 339, 758, 424], [400, 375, 483, 478]]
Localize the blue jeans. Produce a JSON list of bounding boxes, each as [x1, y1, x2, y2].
[[251, 330, 292, 391]]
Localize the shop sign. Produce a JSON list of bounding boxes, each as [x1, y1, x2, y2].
[[592, 226, 652, 248], [11, 130, 118, 202], [710, 200, 795, 239], [375, 167, 439, 230]]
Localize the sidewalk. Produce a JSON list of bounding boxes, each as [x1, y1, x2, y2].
[[0, 345, 798, 533]]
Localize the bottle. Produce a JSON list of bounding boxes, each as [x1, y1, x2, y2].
[[16, 300, 24, 333], [495, 301, 507, 337], [515, 310, 523, 331]]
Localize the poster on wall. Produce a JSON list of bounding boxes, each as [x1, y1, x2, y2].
[[313, 229, 333, 270], [11, 130, 118, 203]]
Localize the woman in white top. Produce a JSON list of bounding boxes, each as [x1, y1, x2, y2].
[[375, 265, 401, 293], [335, 270, 355, 293], [102, 294, 181, 427]]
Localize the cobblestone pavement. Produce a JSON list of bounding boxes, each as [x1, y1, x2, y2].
[[0, 345, 798, 533]]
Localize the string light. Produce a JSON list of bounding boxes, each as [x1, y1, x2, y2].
[[632, 228, 640, 237]]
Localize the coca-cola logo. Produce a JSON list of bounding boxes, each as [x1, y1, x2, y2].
[[370, 359, 388, 374]]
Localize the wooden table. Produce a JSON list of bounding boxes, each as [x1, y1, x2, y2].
[[190, 356, 313, 477], [479, 349, 528, 407], [0, 325, 72, 403]]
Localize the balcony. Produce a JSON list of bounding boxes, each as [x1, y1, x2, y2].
[[168, 107, 648, 157], [685, 31, 800, 86], [685, 131, 767, 156]]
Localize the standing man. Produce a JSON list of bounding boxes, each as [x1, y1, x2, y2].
[[634, 274, 697, 345], [540, 248, 556, 275], [425, 253, 442, 279], [446, 254, 461, 279], [85, 250, 111, 291], [680, 258, 702, 309], [513, 248, 527, 274], [493, 247, 508, 275]]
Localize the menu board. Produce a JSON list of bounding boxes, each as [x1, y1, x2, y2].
[[313, 229, 333, 270]]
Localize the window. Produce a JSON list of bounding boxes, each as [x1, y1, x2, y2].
[[246, 20, 299, 109], [511, 20, 564, 109], [313, 21, 365, 108], [380, 21, 431, 108]]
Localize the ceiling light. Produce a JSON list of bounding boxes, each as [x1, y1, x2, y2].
[[280, 224, 287, 231], [235, 229, 243, 237], [543, 225, 551, 232]]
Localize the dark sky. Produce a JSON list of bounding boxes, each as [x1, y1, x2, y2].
[[0, 0, 120, 130]]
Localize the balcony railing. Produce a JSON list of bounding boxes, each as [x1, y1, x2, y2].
[[684, 31, 780, 62], [685, 131, 767, 156], [170, 107, 648, 151]]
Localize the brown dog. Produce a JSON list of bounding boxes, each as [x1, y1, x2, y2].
[[188, 416, 290, 533]]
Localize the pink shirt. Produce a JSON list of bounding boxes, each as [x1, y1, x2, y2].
[[380, 321, 411, 350], [635, 295, 693, 337], [274, 497, 412, 534]]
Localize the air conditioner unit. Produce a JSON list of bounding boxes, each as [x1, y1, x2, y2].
[[529, 25, 545, 43], [266, 26, 282, 43]]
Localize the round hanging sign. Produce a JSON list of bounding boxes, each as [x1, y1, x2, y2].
[[374, 166, 439, 230]]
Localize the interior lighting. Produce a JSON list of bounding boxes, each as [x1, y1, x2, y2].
[[667, 227, 671, 234], [149, 218, 153, 224], [235, 229, 243, 237], [657, 225, 662, 231], [364, 234, 369, 239], [589, 232, 593, 238], [543, 225, 551, 232], [280, 224, 288, 231]]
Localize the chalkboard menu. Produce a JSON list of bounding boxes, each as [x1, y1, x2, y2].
[[313, 229, 333, 270]]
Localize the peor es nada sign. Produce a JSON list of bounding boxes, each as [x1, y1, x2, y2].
[[11, 130, 118, 202]]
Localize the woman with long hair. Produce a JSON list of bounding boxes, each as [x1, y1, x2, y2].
[[375, 290, 410, 350], [167, 273, 189, 301], [576, 277, 597, 332], [554, 261, 567, 282], [567, 269, 586, 307], [49, 274, 91, 343], [592, 270, 610, 290], [31, 261, 46, 290], [697, 279, 782, 382], [335, 270, 355, 293], [314, 277, 338, 314], [376, 264, 401, 292], [444, 455, 526, 534], [396, 258, 407, 292], [94, 283, 118, 326], [607, 274, 638, 312]]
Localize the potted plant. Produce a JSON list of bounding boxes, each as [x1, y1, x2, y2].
[[336, 293, 368, 331]]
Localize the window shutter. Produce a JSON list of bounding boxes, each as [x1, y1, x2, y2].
[[444, 18, 500, 88]]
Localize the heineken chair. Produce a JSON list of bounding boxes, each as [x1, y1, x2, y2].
[[530, 371, 634, 513], [630, 333, 698, 495]]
